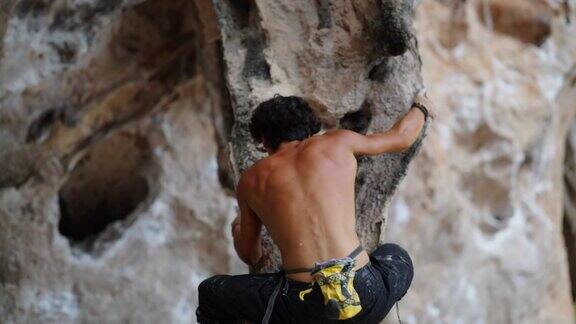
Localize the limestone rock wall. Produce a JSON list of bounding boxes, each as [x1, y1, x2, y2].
[[0, 0, 423, 322], [1, 0, 576, 323], [0, 1, 243, 322], [385, 0, 576, 323]]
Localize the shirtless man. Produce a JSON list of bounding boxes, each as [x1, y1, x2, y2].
[[197, 94, 432, 323]]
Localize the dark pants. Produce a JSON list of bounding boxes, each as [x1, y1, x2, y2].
[[196, 243, 414, 324]]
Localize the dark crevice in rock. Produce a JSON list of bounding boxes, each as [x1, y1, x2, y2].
[[239, 1, 271, 80], [562, 214, 576, 302], [242, 34, 271, 80], [378, 0, 414, 56], [564, 125, 576, 302], [215, 0, 274, 175], [368, 59, 393, 82], [184, 1, 236, 193], [49, 41, 77, 64], [216, 137, 236, 195], [14, 0, 49, 18], [26, 107, 69, 143], [340, 101, 373, 134], [215, 43, 237, 194], [218, 0, 270, 81], [58, 132, 156, 255], [114, 0, 197, 81], [349, 0, 414, 62], [563, 0, 571, 24], [225, 0, 252, 28], [315, 0, 332, 29]]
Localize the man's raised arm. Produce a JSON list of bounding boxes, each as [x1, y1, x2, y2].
[[334, 93, 433, 156]]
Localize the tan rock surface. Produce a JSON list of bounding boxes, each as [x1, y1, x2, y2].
[[0, 0, 424, 322], [0, 1, 243, 322], [385, 0, 576, 323], [1, 0, 575, 323]]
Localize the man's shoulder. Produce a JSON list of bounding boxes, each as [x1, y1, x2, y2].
[[322, 129, 360, 140], [305, 129, 358, 153], [238, 159, 269, 189], [310, 129, 358, 145], [239, 164, 258, 185]]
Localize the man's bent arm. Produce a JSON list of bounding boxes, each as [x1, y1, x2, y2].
[[233, 177, 263, 266], [334, 105, 426, 156]]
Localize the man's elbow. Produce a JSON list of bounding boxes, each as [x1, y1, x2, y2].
[[238, 253, 252, 266], [238, 245, 262, 266]]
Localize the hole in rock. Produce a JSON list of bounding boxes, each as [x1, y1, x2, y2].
[[456, 123, 506, 152], [339, 101, 373, 135], [462, 174, 512, 235], [58, 131, 156, 253], [315, 0, 332, 29], [477, 0, 553, 46], [368, 59, 393, 82], [112, 0, 198, 86], [226, 0, 252, 28]]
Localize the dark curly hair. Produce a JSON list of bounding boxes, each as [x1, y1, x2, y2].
[[249, 95, 321, 151]]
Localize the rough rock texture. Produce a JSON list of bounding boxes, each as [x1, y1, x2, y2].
[[0, 0, 424, 322], [0, 0, 242, 322], [385, 0, 576, 323], [2, 0, 575, 323]]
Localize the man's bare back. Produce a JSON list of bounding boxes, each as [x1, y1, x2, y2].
[[239, 130, 370, 281], [198, 94, 432, 324], [232, 94, 432, 284]]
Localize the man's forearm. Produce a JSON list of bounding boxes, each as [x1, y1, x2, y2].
[[233, 225, 262, 266], [232, 224, 246, 263], [394, 106, 426, 147]]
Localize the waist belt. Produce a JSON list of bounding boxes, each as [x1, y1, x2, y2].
[[284, 245, 364, 275], [262, 245, 364, 324]]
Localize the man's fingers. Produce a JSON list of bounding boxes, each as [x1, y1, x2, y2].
[[417, 88, 427, 98], [413, 88, 436, 119]]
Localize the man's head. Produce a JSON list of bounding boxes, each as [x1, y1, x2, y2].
[[249, 95, 321, 153]]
